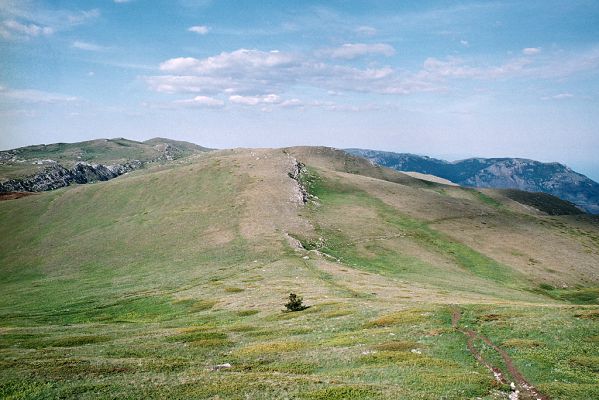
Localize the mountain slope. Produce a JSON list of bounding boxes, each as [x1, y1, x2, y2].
[[0, 137, 209, 193], [346, 149, 599, 214], [0, 145, 597, 399]]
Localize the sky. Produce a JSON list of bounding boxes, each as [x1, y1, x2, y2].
[[1, 0, 599, 180]]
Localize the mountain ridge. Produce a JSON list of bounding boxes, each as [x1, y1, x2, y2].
[[346, 148, 599, 214], [0, 137, 210, 193]]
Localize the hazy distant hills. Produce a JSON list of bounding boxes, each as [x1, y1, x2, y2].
[[346, 149, 599, 214]]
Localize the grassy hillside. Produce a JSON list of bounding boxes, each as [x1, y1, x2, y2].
[[0, 146, 597, 399], [0, 138, 209, 180]]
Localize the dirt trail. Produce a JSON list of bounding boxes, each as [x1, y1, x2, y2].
[[451, 308, 549, 400], [0, 191, 36, 201]]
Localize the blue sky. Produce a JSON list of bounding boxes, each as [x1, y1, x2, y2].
[[1, 0, 599, 180]]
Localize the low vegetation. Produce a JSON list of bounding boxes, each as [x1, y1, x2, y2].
[[0, 146, 597, 398]]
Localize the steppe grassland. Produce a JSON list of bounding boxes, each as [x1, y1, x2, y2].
[[0, 148, 597, 399]]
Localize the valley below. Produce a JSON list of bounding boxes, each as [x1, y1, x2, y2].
[[0, 143, 598, 399]]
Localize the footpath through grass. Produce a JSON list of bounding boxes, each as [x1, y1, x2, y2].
[[0, 157, 597, 399]]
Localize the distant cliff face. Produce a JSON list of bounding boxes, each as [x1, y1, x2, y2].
[[0, 161, 142, 193], [346, 149, 599, 214], [0, 137, 209, 194]]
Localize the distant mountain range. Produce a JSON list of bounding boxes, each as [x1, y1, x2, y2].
[[346, 149, 599, 214]]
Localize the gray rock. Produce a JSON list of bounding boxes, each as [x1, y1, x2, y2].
[[0, 160, 143, 193]]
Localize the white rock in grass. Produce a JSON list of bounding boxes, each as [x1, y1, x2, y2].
[[211, 363, 232, 371]]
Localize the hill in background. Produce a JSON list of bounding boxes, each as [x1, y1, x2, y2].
[[0, 137, 209, 178], [0, 141, 598, 399], [346, 148, 599, 214], [0, 138, 210, 193]]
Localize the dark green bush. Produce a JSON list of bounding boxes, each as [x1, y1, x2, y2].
[[285, 293, 308, 312]]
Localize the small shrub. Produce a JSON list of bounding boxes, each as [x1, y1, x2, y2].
[[237, 310, 259, 316], [191, 300, 217, 311], [365, 310, 423, 327], [284, 293, 308, 312], [235, 341, 305, 355], [502, 338, 541, 348], [372, 340, 419, 352], [570, 356, 599, 372], [225, 287, 244, 293], [46, 335, 111, 347]]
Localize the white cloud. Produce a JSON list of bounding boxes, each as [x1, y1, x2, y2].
[[188, 25, 209, 34], [229, 94, 281, 105], [327, 43, 396, 59], [537, 46, 599, 78], [522, 47, 541, 55], [72, 40, 105, 51], [174, 95, 224, 107], [355, 26, 377, 36], [0, 19, 53, 39], [541, 93, 574, 100], [114, 0, 133, 3], [148, 48, 436, 97], [66, 9, 100, 25], [0, 3, 99, 40], [280, 98, 303, 108], [159, 49, 296, 74], [460, 39, 469, 47], [159, 57, 200, 72], [146, 46, 599, 102], [419, 56, 533, 80], [0, 87, 79, 103], [553, 93, 573, 99], [145, 75, 241, 94]]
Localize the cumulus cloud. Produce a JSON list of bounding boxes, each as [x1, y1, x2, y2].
[[522, 47, 541, 55], [188, 25, 209, 34], [159, 49, 296, 73], [174, 95, 224, 107], [147, 48, 437, 97], [280, 98, 303, 108], [229, 94, 281, 105], [0, 3, 99, 40], [355, 26, 377, 36], [145, 75, 243, 94], [326, 43, 396, 59], [145, 46, 599, 103], [0, 19, 53, 39]]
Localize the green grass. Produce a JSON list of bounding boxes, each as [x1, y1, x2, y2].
[[299, 169, 533, 296], [536, 287, 599, 305], [0, 138, 208, 181], [468, 189, 503, 209], [0, 148, 597, 399], [457, 304, 599, 397]]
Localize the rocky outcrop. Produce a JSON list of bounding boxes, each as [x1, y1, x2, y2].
[[0, 161, 142, 193], [288, 160, 309, 204]]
